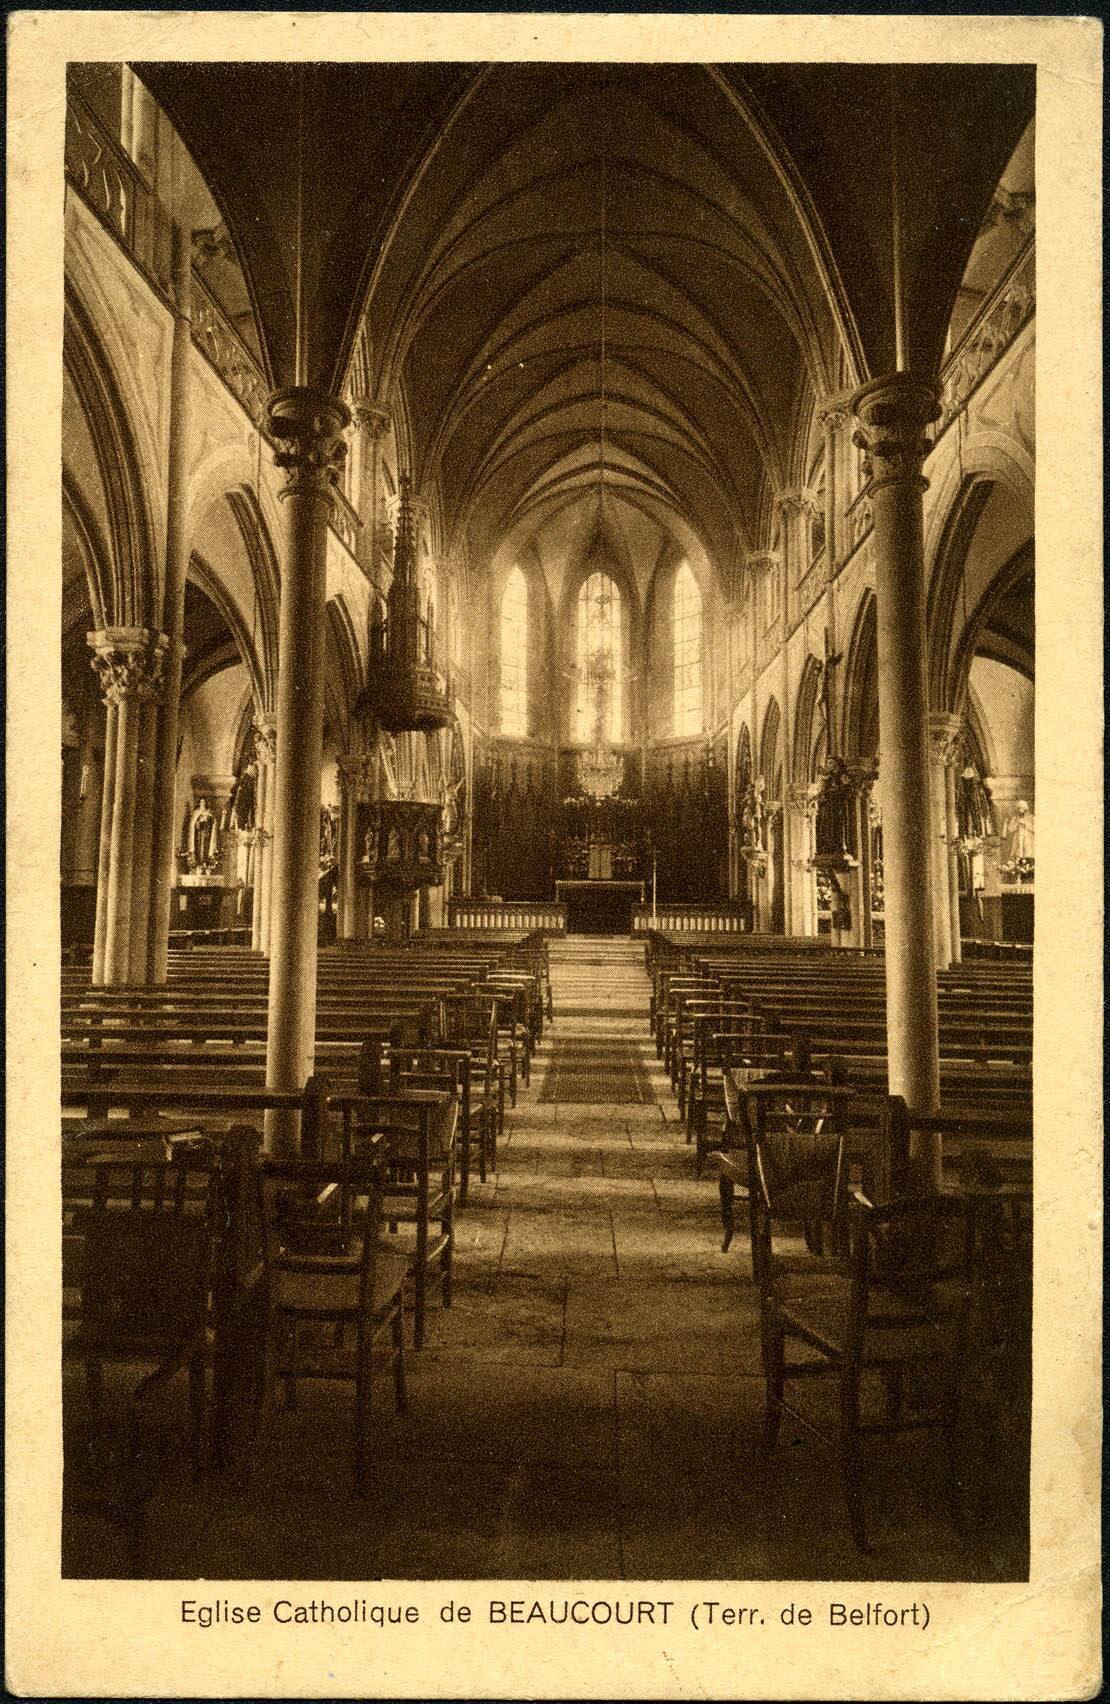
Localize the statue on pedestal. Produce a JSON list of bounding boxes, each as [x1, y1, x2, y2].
[[223, 758, 257, 833], [1004, 799, 1034, 861], [740, 777, 766, 852], [957, 761, 994, 844], [188, 797, 218, 870]]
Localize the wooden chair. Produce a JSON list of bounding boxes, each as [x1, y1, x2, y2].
[[347, 1086, 458, 1350], [757, 1187, 981, 1552], [262, 1152, 408, 1496], [743, 1080, 855, 1287], [63, 1153, 225, 1479], [444, 994, 501, 1169]]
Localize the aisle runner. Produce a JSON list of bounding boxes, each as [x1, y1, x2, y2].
[[538, 1037, 654, 1104]]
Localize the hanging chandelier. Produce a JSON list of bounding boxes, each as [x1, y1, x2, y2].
[[575, 154, 622, 803]]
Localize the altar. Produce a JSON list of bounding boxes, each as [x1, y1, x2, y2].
[[554, 878, 645, 935]]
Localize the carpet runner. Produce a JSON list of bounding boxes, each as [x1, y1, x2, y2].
[[538, 1036, 655, 1104]]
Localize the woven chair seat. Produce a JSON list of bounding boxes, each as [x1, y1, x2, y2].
[[274, 1247, 410, 1317]]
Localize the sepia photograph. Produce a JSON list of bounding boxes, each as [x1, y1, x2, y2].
[[6, 11, 1102, 1700]]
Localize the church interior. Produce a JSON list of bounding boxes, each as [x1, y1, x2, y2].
[[61, 60, 1036, 1581]]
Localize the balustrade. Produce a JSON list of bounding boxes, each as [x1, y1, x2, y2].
[[938, 241, 1035, 429], [448, 902, 567, 934]]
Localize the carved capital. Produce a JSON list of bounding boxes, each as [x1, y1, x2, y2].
[[928, 711, 965, 768], [350, 400, 393, 443], [745, 550, 780, 578], [851, 373, 940, 492], [191, 221, 234, 266], [267, 387, 351, 501], [337, 751, 376, 800], [817, 392, 853, 433], [787, 781, 820, 819], [87, 627, 167, 706], [776, 487, 820, 520], [252, 711, 277, 766], [842, 758, 880, 797]]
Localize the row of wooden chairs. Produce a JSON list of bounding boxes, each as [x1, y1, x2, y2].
[[714, 1076, 1032, 1550]]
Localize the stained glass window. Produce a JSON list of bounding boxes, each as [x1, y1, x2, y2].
[[576, 571, 623, 743], [673, 560, 702, 734], [500, 566, 528, 736]]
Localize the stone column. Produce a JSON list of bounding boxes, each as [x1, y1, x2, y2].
[[264, 389, 351, 1156], [787, 782, 818, 935], [843, 761, 879, 948], [774, 495, 807, 936], [928, 714, 964, 970], [336, 753, 368, 941], [88, 629, 166, 986], [71, 719, 103, 888], [944, 760, 962, 963], [853, 374, 942, 1157], [148, 222, 194, 983], [251, 713, 276, 952], [90, 700, 118, 982], [127, 681, 164, 981], [745, 550, 778, 929]]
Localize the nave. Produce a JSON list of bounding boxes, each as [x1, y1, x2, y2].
[[62, 936, 1027, 1584]]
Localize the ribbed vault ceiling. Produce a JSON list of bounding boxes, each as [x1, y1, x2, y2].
[[135, 60, 1034, 580]]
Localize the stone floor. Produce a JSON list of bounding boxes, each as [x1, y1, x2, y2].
[[62, 941, 1028, 1582]]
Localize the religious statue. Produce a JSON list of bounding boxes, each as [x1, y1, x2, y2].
[[319, 804, 338, 867], [188, 797, 218, 870], [386, 824, 402, 861], [813, 756, 856, 863], [740, 777, 766, 852], [957, 761, 994, 844], [1003, 799, 1035, 863], [416, 823, 431, 861], [223, 758, 257, 833], [443, 773, 465, 841]]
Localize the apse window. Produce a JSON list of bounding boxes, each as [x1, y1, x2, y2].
[[673, 560, 703, 734], [500, 566, 528, 736], [576, 570, 623, 743]]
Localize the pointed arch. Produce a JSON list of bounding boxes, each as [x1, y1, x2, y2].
[[227, 485, 281, 712], [62, 473, 111, 636], [792, 650, 825, 779], [734, 721, 753, 800], [760, 696, 782, 793], [841, 589, 878, 760], [63, 284, 159, 629]]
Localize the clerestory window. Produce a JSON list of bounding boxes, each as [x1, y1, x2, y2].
[[500, 566, 528, 736], [673, 560, 703, 734]]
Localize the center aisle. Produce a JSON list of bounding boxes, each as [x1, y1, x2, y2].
[[67, 935, 982, 1582]]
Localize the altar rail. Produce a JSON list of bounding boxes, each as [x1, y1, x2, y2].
[[449, 901, 567, 934], [632, 903, 752, 935]]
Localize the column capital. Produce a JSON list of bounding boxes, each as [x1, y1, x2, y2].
[[337, 751, 376, 798], [928, 711, 965, 767], [191, 770, 237, 803], [851, 372, 940, 493], [267, 387, 351, 502], [252, 710, 277, 765], [350, 399, 393, 442], [787, 780, 820, 818], [839, 757, 880, 797], [87, 628, 167, 705], [744, 549, 780, 576], [775, 487, 821, 519], [817, 391, 854, 432]]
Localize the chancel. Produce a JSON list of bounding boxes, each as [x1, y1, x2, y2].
[[60, 58, 1035, 1582]]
